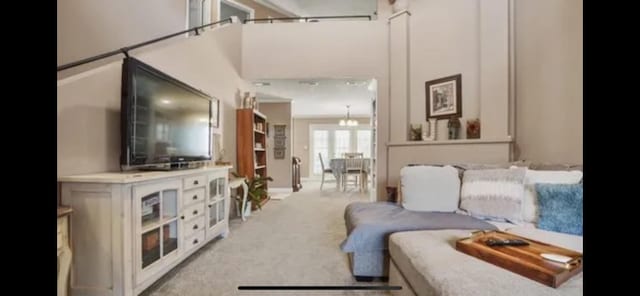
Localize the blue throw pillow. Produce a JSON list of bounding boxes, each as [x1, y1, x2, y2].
[[535, 183, 583, 235]]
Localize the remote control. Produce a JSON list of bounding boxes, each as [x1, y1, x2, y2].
[[485, 239, 530, 247]]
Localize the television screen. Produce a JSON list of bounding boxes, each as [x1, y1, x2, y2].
[[121, 58, 212, 169]]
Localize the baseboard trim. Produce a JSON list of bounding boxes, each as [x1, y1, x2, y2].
[[269, 188, 293, 193]]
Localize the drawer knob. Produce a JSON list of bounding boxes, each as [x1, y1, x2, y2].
[[193, 225, 198, 230], [193, 239, 199, 244], [180, 215, 185, 220], [208, 204, 212, 208], [193, 210, 198, 215], [194, 180, 199, 185], [192, 195, 198, 200]]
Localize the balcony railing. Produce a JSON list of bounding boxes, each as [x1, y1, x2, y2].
[[57, 14, 374, 72], [243, 15, 372, 24], [57, 18, 233, 72]]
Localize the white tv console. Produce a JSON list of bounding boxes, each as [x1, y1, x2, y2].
[[59, 166, 232, 296]]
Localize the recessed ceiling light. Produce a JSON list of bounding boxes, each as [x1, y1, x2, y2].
[[161, 99, 171, 104], [254, 82, 271, 86]]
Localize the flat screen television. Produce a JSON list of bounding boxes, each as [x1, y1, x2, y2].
[[120, 57, 214, 171]]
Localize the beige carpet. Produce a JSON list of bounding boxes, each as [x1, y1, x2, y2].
[[141, 180, 390, 296]]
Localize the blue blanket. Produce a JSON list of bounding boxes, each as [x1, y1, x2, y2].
[[340, 202, 498, 252]]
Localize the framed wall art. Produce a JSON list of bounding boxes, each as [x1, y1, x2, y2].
[[274, 148, 285, 159], [274, 124, 286, 137], [425, 74, 462, 120]]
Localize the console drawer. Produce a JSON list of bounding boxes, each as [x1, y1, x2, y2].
[[183, 187, 205, 207], [183, 216, 205, 238], [184, 230, 205, 254], [183, 175, 207, 190], [182, 201, 204, 221]]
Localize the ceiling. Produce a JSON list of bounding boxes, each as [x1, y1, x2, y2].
[[254, 79, 376, 118], [260, 0, 378, 17]]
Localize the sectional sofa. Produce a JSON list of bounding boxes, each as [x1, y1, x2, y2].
[[390, 163, 583, 295], [342, 162, 583, 295]]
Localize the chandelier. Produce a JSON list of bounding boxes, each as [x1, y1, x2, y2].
[[339, 105, 358, 126]]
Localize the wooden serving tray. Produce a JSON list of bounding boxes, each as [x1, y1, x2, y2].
[[456, 230, 582, 288]]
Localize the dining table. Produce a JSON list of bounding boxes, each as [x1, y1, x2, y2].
[[329, 158, 372, 191]]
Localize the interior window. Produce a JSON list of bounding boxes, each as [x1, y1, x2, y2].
[[220, 0, 252, 23], [188, 0, 211, 34]]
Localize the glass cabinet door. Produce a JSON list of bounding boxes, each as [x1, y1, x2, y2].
[[209, 179, 218, 202], [141, 193, 160, 229], [217, 177, 226, 200], [162, 189, 177, 220], [141, 228, 161, 268], [208, 202, 218, 228], [161, 189, 179, 257], [217, 199, 225, 223], [162, 221, 178, 256], [135, 181, 181, 281]]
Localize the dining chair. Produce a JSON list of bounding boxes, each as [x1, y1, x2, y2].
[[318, 153, 335, 191], [343, 152, 364, 159], [343, 154, 364, 192]]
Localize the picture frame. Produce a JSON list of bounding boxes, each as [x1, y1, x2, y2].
[[274, 137, 286, 148], [274, 148, 285, 159], [211, 97, 220, 128], [425, 74, 462, 120], [274, 124, 286, 137]]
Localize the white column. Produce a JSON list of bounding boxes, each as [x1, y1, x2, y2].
[[388, 10, 411, 142], [480, 0, 510, 139]]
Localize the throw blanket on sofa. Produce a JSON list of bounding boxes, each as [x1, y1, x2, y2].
[[340, 202, 497, 253]]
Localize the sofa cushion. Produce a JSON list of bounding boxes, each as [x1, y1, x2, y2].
[[400, 165, 460, 212], [460, 168, 526, 223], [451, 161, 530, 179], [536, 183, 583, 236], [529, 163, 583, 172], [521, 169, 583, 223]]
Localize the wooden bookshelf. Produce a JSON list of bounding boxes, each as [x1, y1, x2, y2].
[[236, 108, 269, 204]]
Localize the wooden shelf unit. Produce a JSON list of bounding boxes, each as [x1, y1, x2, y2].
[[236, 108, 269, 197]]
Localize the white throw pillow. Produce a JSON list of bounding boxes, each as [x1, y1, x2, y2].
[[520, 169, 583, 223], [400, 165, 460, 212]]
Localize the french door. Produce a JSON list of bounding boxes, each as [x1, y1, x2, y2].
[[310, 124, 371, 176]]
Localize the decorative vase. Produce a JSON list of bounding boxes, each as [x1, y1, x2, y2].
[[242, 92, 252, 109], [466, 119, 481, 139], [409, 124, 422, 141], [423, 119, 437, 141], [447, 116, 461, 140]]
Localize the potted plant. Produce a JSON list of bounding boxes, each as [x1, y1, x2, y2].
[[231, 173, 273, 216]]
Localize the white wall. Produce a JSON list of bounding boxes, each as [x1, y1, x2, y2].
[[242, 20, 389, 200], [57, 24, 251, 177], [242, 21, 387, 79], [404, 0, 509, 140], [259, 103, 293, 188], [515, 0, 583, 164], [57, 0, 188, 66], [408, 0, 481, 127], [386, 0, 512, 185]]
